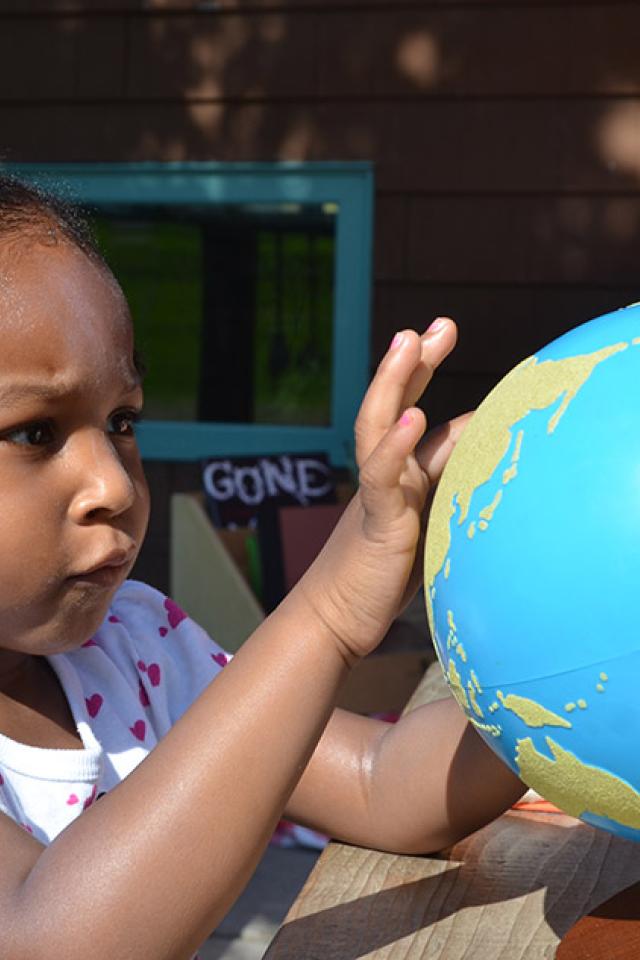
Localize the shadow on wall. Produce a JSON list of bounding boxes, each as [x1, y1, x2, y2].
[[3, 2, 640, 399]]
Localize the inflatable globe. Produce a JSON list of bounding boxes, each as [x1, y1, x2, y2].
[[425, 303, 640, 840]]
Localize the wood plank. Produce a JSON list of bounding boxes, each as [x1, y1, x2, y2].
[[373, 195, 408, 283], [6, 5, 638, 100], [316, 6, 567, 99], [265, 817, 640, 960], [295, 100, 640, 194], [417, 370, 500, 425], [405, 195, 640, 285], [0, 2, 618, 11], [2, 99, 638, 197], [1, 7, 640, 119], [315, 6, 640, 99], [0, 1, 132, 10], [373, 283, 640, 375], [126, 12, 319, 100], [0, 16, 126, 100]]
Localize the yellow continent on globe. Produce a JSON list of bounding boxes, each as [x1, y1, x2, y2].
[[425, 340, 628, 611], [516, 738, 640, 830], [425, 337, 640, 831]]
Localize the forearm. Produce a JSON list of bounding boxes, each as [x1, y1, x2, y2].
[[287, 698, 525, 855], [6, 592, 351, 960]]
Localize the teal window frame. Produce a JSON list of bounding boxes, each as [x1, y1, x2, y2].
[[8, 161, 373, 467]]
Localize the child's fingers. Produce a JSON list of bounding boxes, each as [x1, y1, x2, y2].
[[355, 319, 457, 470], [355, 329, 422, 470], [402, 319, 458, 412], [415, 411, 473, 486], [358, 407, 427, 522]]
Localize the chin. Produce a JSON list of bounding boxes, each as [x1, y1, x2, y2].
[[56, 579, 125, 648]]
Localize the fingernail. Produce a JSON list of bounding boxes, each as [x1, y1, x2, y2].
[[390, 332, 404, 350], [427, 317, 447, 334], [400, 411, 412, 426]]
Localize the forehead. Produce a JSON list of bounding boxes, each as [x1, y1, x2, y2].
[[0, 241, 137, 391]]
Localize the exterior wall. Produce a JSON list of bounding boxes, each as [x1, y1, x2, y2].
[[1, 0, 639, 589]]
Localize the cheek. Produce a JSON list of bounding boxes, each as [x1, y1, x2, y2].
[[134, 476, 151, 539], [0, 458, 64, 520], [127, 457, 151, 536], [0, 507, 60, 602]]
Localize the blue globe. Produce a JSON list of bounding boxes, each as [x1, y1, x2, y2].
[[425, 303, 640, 840]]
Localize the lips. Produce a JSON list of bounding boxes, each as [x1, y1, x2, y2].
[[69, 546, 137, 585]]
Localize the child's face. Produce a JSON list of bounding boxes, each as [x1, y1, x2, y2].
[[0, 239, 150, 658]]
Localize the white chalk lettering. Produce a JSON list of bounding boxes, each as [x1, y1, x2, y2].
[[295, 459, 333, 505], [203, 461, 236, 501], [235, 466, 265, 506], [203, 455, 334, 509], [260, 456, 298, 499]]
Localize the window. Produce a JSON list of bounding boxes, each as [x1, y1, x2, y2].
[[9, 163, 373, 467]]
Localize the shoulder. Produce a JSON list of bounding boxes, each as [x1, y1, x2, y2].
[[108, 580, 190, 634], [83, 580, 231, 726], [104, 579, 231, 672]]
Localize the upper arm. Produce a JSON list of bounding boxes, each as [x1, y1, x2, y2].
[[285, 699, 525, 853], [0, 810, 46, 956], [284, 707, 390, 845]]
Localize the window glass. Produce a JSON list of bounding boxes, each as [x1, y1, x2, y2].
[[94, 203, 336, 426]]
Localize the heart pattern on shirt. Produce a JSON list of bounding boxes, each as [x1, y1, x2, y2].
[[137, 661, 161, 688], [138, 679, 150, 708], [147, 663, 161, 686], [130, 720, 146, 741], [164, 598, 187, 630], [85, 694, 103, 718]]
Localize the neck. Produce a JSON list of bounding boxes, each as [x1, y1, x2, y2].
[[0, 650, 39, 697], [0, 651, 82, 749]]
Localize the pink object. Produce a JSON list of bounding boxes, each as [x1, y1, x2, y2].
[[164, 598, 187, 630], [82, 638, 97, 648], [108, 615, 121, 624], [129, 720, 146, 741], [66, 794, 79, 806], [427, 316, 447, 334], [83, 786, 98, 810], [158, 627, 168, 637], [270, 819, 328, 851], [147, 663, 161, 686], [211, 652, 228, 668], [138, 680, 150, 708], [85, 694, 103, 718]]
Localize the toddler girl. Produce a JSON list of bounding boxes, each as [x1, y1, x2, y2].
[[0, 175, 523, 960]]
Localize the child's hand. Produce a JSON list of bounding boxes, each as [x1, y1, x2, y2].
[[298, 317, 467, 662]]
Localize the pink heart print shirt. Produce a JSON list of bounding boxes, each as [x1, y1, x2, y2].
[[0, 580, 231, 843]]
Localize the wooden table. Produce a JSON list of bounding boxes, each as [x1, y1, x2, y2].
[[264, 666, 640, 960]]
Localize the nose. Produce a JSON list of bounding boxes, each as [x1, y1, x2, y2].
[[67, 430, 137, 523]]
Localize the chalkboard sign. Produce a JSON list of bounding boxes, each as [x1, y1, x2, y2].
[[202, 453, 336, 528]]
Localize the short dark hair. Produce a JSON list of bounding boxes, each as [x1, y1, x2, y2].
[[0, 172, 102, 264]]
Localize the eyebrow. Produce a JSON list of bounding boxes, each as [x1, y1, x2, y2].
[[0, 376, 142, 406]]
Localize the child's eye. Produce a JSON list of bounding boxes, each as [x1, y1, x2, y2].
[[2, 421, 55, 447], [108, 409, 142, 437]]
